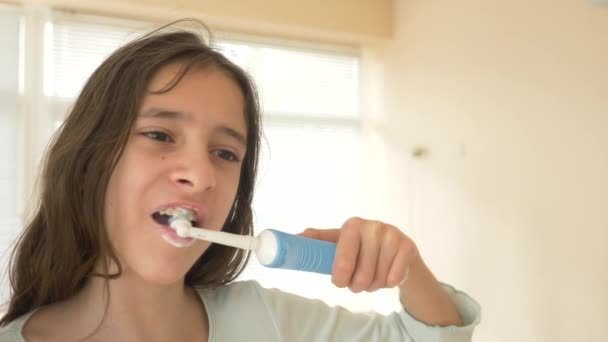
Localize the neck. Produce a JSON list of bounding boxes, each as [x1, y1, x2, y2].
[[69, 269, 207, 341]]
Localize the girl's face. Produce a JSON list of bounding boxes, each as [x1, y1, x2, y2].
[[104, 64, 247, 285]]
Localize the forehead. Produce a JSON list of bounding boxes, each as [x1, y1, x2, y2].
[[143, 62, 247, 133]]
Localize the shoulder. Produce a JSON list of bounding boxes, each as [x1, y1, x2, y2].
[[6, 303, 78, 342], [0, 325, 18, 342], [0, 330, 18, 342], [0, 313, 32, 342]]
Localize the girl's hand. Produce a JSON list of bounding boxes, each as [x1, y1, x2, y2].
[[298, 217, 420, 293]]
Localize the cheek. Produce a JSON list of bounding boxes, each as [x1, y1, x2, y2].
[[104, 165, 151, 260], [220, 171, 242, 213], [104, 152, 143, 230], [105, 147, 168, 227], [108, 148, 157, 201]]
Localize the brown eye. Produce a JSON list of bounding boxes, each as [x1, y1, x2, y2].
[[142, 131, 173, 143], [212, 149, 239, 162]]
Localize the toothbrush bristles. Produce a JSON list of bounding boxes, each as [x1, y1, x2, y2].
[[169, 215, 192, 238]]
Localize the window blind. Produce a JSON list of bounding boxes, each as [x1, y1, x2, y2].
[[216, 39, 359, 118], [46, 14, 149, 124]]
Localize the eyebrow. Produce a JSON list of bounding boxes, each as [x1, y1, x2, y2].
[[139, 108, 247, 147], [217, 126, 248, 147], [140, 108, 189, 120]]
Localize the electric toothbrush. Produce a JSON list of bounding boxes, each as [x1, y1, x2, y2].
[[169, 211, 336, 275]]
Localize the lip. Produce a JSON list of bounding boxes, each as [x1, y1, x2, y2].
[[159, 225, 196, 248]]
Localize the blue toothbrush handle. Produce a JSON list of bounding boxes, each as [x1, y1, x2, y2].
[[259, 229, 336, 275]]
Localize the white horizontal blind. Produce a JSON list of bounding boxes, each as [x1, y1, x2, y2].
[[46, 13, 367, 309], [217, 39, 359, 118], [0, 5, 22, 304], [45, 14, 150, 124]]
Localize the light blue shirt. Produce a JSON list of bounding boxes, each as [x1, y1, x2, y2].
[[0, 280, 480, 341]]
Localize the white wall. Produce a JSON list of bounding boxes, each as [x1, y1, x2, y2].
[[363, 1, 608, 341]]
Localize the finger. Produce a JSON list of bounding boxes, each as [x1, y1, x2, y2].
[[332, 223, 361, 288], [349, 221, 383, 293], [297, 228, 341, 243], [387, 240, 416, 287], [367, 229, 401, 292]]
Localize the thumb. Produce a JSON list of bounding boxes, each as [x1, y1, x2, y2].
[[297, 228, 341, 243]]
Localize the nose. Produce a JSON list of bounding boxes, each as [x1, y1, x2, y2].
[[169, 151, 216, 193]]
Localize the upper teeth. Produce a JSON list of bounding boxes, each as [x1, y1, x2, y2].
[[160, 207, 196, 222]]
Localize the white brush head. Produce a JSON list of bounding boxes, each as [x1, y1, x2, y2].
[[174, 220, 191, 237]]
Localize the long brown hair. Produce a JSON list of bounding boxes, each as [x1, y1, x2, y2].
[[1, 19, 261, 326]]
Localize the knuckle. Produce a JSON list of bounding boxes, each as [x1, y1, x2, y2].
[[385, 226, 401, 239], [302, 227, 317, 237], [400, 238, 416, 254], [380, 229, 403, 252], [371, 220, 384, 228], [344, 216, 364, 227], [369, 220, 385, 237], [384, 229, 401, 247]]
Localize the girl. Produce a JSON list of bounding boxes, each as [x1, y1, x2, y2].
[[0, 21, 479, 341]]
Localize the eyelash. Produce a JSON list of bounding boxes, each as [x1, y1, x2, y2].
[[141, 130, 174, 143], [212, 150, 240, 162], [141, 130, 240, 162]]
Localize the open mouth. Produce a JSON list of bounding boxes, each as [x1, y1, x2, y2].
[[152, 207, 199, 228]]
